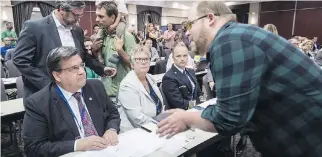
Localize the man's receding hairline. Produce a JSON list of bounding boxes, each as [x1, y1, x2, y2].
[[173, 45, 189, 55]]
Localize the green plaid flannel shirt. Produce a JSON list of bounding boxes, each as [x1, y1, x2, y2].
[[201, 21, 322, 156]]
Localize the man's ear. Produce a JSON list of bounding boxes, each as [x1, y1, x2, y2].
[[112, 14, 116, 22], [207, 13, 216, 27], [53, 71, 61, 83]]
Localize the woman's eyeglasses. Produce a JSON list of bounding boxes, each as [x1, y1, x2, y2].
[[134, 58, 151, 63]]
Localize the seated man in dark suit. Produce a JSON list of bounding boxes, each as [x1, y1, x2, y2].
[[162, 42, 202, 110], [22, 47, 121, 157]]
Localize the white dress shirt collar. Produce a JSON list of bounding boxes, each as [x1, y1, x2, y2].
[[57, 85, 82, 101], [174, 64, 186, 74]]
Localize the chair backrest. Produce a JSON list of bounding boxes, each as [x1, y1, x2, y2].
[[153, 60, 167, 74], [5, 48, 15, 62], [6, 60, 21, 77], [195, 60, 209, 72], [1, 79, 8, 101], [159, 83, 170, 110], [1, 62, 6, 78], [16, 76, 24, 98], [202, 75, 214, 100]]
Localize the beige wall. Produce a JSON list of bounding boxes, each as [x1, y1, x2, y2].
[[127, 4, 137, 32], [161, 8, 188, 26], [0, 0, 14, 30], [0, 0, 13, 46], [248, 2, 260, 26], [0, 1, 190, 33]]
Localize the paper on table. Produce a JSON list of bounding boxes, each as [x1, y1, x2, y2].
[[208, 98, 217, 106], [76, 128, 165, 157], [159, 132, 190, 155]]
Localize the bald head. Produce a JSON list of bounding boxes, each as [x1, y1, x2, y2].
[[173, 42, 189, 56]]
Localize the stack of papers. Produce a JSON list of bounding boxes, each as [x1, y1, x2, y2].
[[77, 129, 165, 157]]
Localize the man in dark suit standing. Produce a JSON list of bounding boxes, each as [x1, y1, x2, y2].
[[162, 42, 202, 110], [13, 0, 115, 97], [22, 46, 121, 157]]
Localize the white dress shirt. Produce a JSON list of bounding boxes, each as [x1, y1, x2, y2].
[[57, 86, 91, 151], [52, 11, 76, 47], [173, 64, 196, 94]]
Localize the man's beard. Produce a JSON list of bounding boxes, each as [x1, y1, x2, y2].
[[194, 33, 208, 56], [62, 17, 76, 27]]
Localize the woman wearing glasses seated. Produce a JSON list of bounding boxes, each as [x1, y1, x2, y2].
[[118, 45, 164, 133]]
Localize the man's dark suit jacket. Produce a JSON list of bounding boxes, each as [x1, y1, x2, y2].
[[162, 65, 202, 110], [13, 14, 105, 97], [22, 79, 121, 157]]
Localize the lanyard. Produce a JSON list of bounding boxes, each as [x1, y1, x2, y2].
[[55, 86, 86, 133], [185, 70, 195, 101]]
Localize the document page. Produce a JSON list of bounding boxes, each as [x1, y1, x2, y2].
[[77, 128, 165, 157]]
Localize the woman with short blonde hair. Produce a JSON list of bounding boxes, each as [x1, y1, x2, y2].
[[263, 24, 279, 35], [118, 45, 164, 133]]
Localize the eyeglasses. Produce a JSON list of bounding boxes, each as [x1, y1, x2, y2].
[[69, 11, 83, 19], [58, 63, 85, 73], [186, 13, 222, 30], [134, 58, 151, 63]]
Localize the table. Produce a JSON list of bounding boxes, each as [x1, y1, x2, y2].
[[2, 77, 18, 89], [61, 99, 223, 157], [1, 98, 25, 155], [1, 98, 24, 117], [61, 150, 176, 157]]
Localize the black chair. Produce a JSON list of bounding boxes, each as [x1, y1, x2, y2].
[[6, 60, 21, 77], [202, 75, 214, 100], [1, 62, 6, 78], [159, 83, 170, 110], [5, 48, 15, 62], [195, 59, 209, 72], [1, 79, 7, 101], [153, 60, 167, 74], [16, 76, 24, 98]]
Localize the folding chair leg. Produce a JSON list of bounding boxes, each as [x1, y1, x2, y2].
[[231, 135, 236, 157], [18, 120, 22, 144], [9, 123, 13, 145]]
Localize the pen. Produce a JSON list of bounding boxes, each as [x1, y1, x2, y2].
[[140, 126, 152, 133], [151, 120, 158, 125]]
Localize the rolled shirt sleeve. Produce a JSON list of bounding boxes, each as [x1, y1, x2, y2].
[[201, 40, 267, 136]]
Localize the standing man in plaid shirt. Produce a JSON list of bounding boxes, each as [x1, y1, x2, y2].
[[156, 1, 322, 157]]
